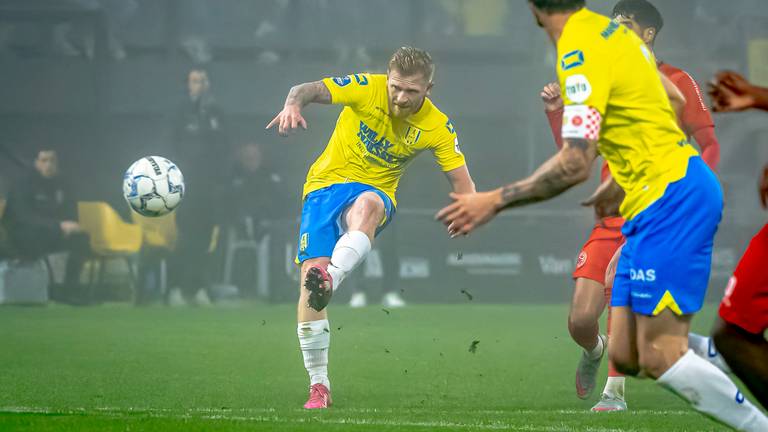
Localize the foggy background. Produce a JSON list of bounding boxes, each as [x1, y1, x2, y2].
[[1, 0, 767, 305]]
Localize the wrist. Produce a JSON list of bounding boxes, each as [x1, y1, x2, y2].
[[545, 104, 564, 113], [491, 188, 505, 213]]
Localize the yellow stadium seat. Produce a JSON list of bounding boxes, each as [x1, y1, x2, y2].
[[77, 201, 143, 302], [131, 211, 177, 250]]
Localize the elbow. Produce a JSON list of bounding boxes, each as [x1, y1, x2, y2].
[[562, 158, 592, 186]]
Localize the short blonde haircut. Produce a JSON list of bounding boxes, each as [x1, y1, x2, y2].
[[388, 47, 434, 82]]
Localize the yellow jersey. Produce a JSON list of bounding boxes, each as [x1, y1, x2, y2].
[[557, 8, 699, 220], [303, 73, 466, 207]]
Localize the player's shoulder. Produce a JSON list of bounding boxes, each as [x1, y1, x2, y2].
[[559, 9, 616, 49], [413, 97, 454, 135], [326, 72, 385, 90], [659, 63, 699, 87]]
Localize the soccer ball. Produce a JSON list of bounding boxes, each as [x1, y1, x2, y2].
[[123, 156, 185, 217]]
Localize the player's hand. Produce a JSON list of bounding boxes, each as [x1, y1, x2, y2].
[[581, 176, 624, 218], [540, 82, 563, 112], [60, 220, 82, 236], [435, 191, 502, 237], [760, 163, 768, 209], [708, 71, 756, 112], [265, 104, 308, 136]]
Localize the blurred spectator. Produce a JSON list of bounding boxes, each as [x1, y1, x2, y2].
[[221, 141, 284, 298], [0, 0, 137, 60], [1, 148, 89, 304], [226, 142, 283, 237], [166, 68, 228, 306]]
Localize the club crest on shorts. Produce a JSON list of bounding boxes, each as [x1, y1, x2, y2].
[[300, 233, 309, 252], [576, 251, 588, 268]]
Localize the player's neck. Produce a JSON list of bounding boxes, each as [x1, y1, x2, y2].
[[542, 12, 575, 44]]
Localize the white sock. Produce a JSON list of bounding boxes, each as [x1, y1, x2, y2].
[[657, 350, 768, 431], [586, 335, 604, 360], [297, 319, 330, 390], [688, 332, 732, 374], [326, 231, 371, 291], [602, 376, 625, 399]]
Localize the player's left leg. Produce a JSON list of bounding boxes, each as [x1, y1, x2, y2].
[[594, 245, 628, 411], [324, 191, 385, 291], [637, 310, 768, 431], [712, 225, 768, 410], [711, 318, 768, 410], [569, 277, 607, 400]]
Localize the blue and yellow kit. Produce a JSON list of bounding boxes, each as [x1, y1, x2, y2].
[[557, 8, 723, 316], [297, 73, 466, 263]]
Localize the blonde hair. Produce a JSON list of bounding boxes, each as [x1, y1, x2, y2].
[[388, 47, 434, 82]]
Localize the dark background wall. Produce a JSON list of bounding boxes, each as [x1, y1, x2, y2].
[[2, 0, 767, 303]]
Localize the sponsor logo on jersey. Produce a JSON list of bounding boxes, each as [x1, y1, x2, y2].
[[332, 76, 352, 87], [630, 268, 656, 282], [564, 74, 592, 103], [445, 120, 456, 134], [357, 121, 407, 165], [576, 251, 588, 269], [601, 21, 619, 40], [561, 50, 585, 71]]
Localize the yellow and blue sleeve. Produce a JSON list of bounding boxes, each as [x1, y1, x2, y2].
[[321, 73, 376, 110]]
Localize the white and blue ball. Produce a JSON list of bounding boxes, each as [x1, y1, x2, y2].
[[123, 156, 184, 217]]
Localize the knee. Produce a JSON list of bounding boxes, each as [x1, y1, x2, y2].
[[568, 306, 598, 331], [609, 345, 640, 376], [355, 193, 385, 218]]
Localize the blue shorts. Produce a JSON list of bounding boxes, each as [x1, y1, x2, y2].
[[297, 182, 395, 263], [611, 157, 723, 316]]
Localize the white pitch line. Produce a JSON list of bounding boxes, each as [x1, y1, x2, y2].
[[0, 406, 693, 417]]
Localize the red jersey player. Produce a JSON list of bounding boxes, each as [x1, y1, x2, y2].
[[707, 69, 768, 410], [541, 0, 721, 412]]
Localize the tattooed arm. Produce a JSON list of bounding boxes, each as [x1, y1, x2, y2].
[[266, 81, 332, 136], [435, 138, 598, 236]]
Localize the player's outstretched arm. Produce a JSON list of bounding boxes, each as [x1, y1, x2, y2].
[[435, 138, 597, 236], [266, 81, 332, 136], [444, 165, 476, 194]]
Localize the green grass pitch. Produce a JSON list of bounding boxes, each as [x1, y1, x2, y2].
[[0, 303, 745, 431]]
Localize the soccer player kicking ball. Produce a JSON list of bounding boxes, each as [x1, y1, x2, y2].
[[539, 0, 722, 412], [267, 47, 475, 409], [705, 69, 768, 410], [437, 1, 768, 430]]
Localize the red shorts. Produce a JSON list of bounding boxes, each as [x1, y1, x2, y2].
[[718, 223, 768, 335], [573, 217, 625, 286]]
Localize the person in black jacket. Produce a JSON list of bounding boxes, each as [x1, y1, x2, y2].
[[2, 148, 89, 303], [166, 69, 228, 306]]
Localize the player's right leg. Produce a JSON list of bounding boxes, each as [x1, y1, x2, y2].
[[297, 257, 333, 409]]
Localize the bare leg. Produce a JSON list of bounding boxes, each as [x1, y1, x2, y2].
[[568, 277, 607, 351], [712, 318, 768, 410]]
